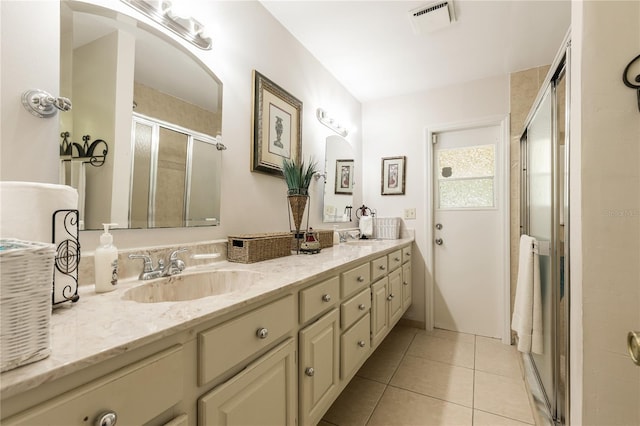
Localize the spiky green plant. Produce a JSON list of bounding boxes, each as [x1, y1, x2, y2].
[[282, 157, 318, 195]]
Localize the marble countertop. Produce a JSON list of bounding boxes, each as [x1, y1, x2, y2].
[[0, 238, 413, 398]]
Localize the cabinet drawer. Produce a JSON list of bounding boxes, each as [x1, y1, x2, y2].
[[4, 346, 183, 426], [341, 263, 370, 298], [341, 287, 371, 330], [199, 295, 295, 385], [388, 249, 403, 272], [300, 276, 339, 324], [340, 313, 371, 379], [371, 255, 388, 282], [402, 245, 412, 264]]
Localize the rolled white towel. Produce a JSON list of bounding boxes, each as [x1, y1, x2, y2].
[[359, 216, 373, 238]]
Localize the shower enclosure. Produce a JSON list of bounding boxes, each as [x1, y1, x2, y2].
[[519, 34, 570, 425]]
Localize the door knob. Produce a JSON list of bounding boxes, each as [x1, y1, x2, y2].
[[628, 331, 640, 366], [435, 238, 443, 245]]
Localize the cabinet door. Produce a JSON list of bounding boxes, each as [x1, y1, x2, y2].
[[199, 338, 296, 426], [370, 277, 389, 348], [402, 261, 412, 310], [299, 309, 339, 426], [388, 268, 403, 326]]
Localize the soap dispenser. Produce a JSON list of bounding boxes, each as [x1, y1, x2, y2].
[[333, 225, 340, 245], [95, 223, 118, 293]]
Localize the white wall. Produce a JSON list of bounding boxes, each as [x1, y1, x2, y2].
[[362, 75, 510, 324], [570, 1, 640, 424], [0, 0, 362, 250]]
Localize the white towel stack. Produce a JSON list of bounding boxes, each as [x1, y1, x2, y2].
[[511, 234, 543, 354], [359, 216, 373, 238]]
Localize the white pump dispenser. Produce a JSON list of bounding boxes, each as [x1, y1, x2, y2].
[[94, 223, 118, 293]]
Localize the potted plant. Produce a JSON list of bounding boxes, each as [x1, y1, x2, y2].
[[282, 157, 318, 237]]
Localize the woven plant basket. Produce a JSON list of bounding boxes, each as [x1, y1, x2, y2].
[[288, 195, 308, 231], [0, 239, 56, 372]]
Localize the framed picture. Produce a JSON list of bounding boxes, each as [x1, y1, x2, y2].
[[251, 70, 302, 176], [335, 159, 354, 194], [381, 156, 406, 195]]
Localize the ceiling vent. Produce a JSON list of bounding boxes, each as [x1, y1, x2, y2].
[[408, 1, 456, 35]]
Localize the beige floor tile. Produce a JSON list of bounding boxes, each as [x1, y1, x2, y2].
[[356, 327, 415, 383], [475, 336, 522, 379], [317, 421, 336, 426], [474, 371, 534, 424], [473, 409, 534, 425], [321, 376, 385, 426], [407, 333, 475, 369], [368, 386, 472, 426], [390, 355, 474, 407], [417, 328, 476, 345]]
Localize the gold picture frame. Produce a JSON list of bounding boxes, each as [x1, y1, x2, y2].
[[335, 159, 354, 195], [251, 70, 302, 176], [381, 156, 406, 195]]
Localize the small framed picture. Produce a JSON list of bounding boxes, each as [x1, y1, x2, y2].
[[335, 159, 354, 194], [251, 70, 302, 176], [381, 156, 406, 195]]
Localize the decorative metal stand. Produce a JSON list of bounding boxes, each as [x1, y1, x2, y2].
[[60, 132, 108, 166], [52, 209, 80, 306], [623, 54, 640, 112]]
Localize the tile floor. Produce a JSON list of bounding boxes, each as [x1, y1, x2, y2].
[[319, 326, 535, 426]]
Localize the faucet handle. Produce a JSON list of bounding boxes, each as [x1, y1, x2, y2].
[[169, 248, 188, 261], [128, 254, 154, 272]]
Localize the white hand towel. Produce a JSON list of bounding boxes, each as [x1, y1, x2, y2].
[[511, 234, 543, 354], [359, 216, 373, 238]]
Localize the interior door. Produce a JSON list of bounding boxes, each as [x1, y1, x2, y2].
[[433, 125, 504, 338]]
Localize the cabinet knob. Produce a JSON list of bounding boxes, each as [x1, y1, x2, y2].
[[387, 293, 395, 301], [403, 281, 409, 286], [357, 276, 365, 282], [394, 257, 401, 262], [256, 328, 269, 339], [95, 411, 117, 426], [305, 367, 315, 377], [358, 303, 366, 310], [322, 294, 331, 302], [358, 340, 366, 348], [406, 253, 411, 257], [379, 265, 386, 270]]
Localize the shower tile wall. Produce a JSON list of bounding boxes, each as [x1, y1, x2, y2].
[[508, 65, 551, 329]]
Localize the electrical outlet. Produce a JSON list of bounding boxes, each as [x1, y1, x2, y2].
[[404, 208, 416, 220]]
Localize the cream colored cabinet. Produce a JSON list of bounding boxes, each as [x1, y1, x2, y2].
[[299, 309, 340, 426], [300, 276, 339, 323], [371, 276, 389, 348], [340, 313, 371, 379], [371, 255, 388, 282], [402, 261, 412, 309], [388, 249, 403, 272], [3, 346, 184, 426], [198, 338, 296, 426], [388, 268, 403, 326]]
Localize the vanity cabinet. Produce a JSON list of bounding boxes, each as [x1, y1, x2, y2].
[[299, 309, 340, 426], [198, 338, 296, 426], [3, 345, 184, 426], [402, 260, 412, 309]]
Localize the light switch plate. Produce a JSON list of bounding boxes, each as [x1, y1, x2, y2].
[[404, 208, 416, 220]]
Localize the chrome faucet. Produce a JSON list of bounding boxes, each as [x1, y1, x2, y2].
[[128, 254, 164, 280], [162, 248, 188, 276]]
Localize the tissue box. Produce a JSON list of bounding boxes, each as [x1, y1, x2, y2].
[[0, 239, 55, 372], [374, 217, 401, 239], [227, 232, 292, 263]]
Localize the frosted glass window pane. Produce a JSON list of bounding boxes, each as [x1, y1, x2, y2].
[[439, 178, 494, 208], [438, 144, 495, 179]]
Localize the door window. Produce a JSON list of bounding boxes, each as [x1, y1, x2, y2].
[[437, 144, 495, 209]]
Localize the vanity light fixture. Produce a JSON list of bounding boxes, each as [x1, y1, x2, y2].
[[316, 108, 349, 137], [21, 89, 72, 118], [121, 0, 212, 50]]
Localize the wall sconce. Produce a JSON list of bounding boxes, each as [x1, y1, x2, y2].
[[121, 0, 212, 50], [316, 108, 349, 137], [21, 89, 71, 118]]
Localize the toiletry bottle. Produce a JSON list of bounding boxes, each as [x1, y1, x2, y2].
[[333, 225, 340, 245], [95, 223, 118, 293]]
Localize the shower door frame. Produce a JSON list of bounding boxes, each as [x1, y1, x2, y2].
[[519, 31, 571, 426]]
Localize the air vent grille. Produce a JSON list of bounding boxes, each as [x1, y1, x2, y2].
[[408, 1, 456, 35]]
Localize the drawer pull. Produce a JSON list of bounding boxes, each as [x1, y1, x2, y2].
[[305, 367, 315, 377], [358, 303, 366, 310], [406, 253, 411, 257], [358, 340, 366, 348], [256, 328, 269, 339], [387, 293, 395, 301], [394, 257, 401, 262], [379, 265, 386, 270], [95, 411, 117, 426], [322, 294, 331, 302], [403, 281, 409, 286], [357, 276, 365, 282]]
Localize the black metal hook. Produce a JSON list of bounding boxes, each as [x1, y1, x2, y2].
[[622, 54, 640, 112]]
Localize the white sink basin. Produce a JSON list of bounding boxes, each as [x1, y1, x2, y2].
[[122, 270, 263, 303]]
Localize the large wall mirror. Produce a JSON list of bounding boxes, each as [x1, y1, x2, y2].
[[322, 135, 354, 223], [59, 1, 223, 230]]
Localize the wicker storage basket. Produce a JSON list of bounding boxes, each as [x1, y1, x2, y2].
[[373, 217, 401, 239], [228, 232, 292, 264], [0, 239, 56, 372]]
